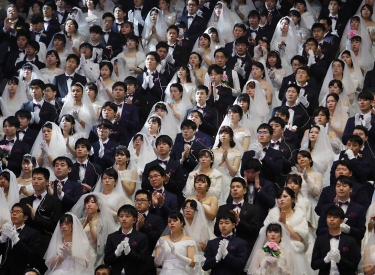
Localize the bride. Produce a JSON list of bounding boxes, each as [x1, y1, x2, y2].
[[1, 76, 28, 116], [44, 213, 94, 275], [164, 83, 193, 127], [141, 8, 167, 53]]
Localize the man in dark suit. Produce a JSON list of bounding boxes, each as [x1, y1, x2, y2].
[[166, 25, 188, 67], [4, 31, 29, 78], [203, 211, 248, 275], [44, 83, 63, 119], [241, 123, 285, 192], [143, 135, 184, 207], [0, 4, 30, 47], [178, 0, 206, 42], [353, 125, 375, 158], [89, 25, 111, 62], [127, 0, 149, 38], [42, 2, 60, 33], [215, 177, 259, 258], [15, 41, 46, 72], [111, 5, 127, 34], [0, 116, 30, 177], [20, 79, 57, 131], [274, 108, 301, 149], [317, 176, 366, 246], [100, 13, 122, 58], [185, 85, 219, 139], [0, 203, 40, 275], [170, 120, 208, 180], [316, 160, 370, 216], [104, 205, 148, 275], [52, 54, 87, 101], [229, 159, 275, 226], [319, 0, 347, 38], [185, 110, 212, 148], [147, 165, 178, 227], [134, 189, 164, 275], [53, 0, 69, 25], [69, 138, 102, 194], [19, 167, 62, 274], [91, 119, 119, 171], [269, 117, 296, 164], [279, 55, 307, 101], [319, 16, 340, 49], [155, 42, 176, 83], [224, 23, 247, 57], [264, 0, 282, 32], [50, 157, 82, 213], [246, 10, 272, 51], [15, 110, 38, 149], [29, 14, 55, 47], [311, 205, 360, 275]]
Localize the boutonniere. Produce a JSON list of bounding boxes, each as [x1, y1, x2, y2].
[[125, 111, 130, 115], [153, 77, 159, 82], [205, 113, 210, 117], [134, 100, 140, 104], [244, 62, 249, 67], [86, 170, 93, 175], [342, 246, 349, 252], [111, 131, 118, 135], [147, 223, 152, 227], [296, 115, 302, 118], [132, 241, 137, 246], [169, 168, 175, 173], [280, 148, 285, 152], [65, 190, 71, 194], [348, 212, 357, 218], [230, 245, 236, 250], [243, 211, 248, 216], [197, 138, 203, 142]]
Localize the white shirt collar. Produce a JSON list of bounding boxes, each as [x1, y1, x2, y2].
[[33, 98, 44, 105]]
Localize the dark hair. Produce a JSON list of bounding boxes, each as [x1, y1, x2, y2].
[[289, 9, 301, 23], [12, 203, 31, 219], [353, 125, 369, 136], [319, 15, 332, 27], [132, 133, 144, 144], [135, 189, 151, 201], [331, 59, 345, 74], [218, 126, 236, 148], [183, 199, 198, 211], [243, 158, 262, 172], [155, 135, 173, 147], [101, 101, 118, 113], [291, 55, 306, 65], [149, 165, 167, 177], [22, 154, 37, 167], [0, 171, 10, 184], [198, 149, 214, 167], [167, 24, 179, 34], [66, 54, 80, 66], [207, 64, 224, 75], [257, 123, 273, 135], [117, 204, 137, 220], [175, 20, 187, 29], [46, 49, 61, 67], [335, 159, 353, 172], [15, 109, 32, 120], [346, 134, 364, 146], [266, 223, 282, 234], [237, 93, 250, 105], [207, 27, 219, 42], [275, 108, 290, 119], [217, 211, 236, 224], [86, 82, 98, 97], [3, 116, 20, 128], [180, 119, 197, 131], [59, 213, 73, 225], [146, 51, 161, 63], [226, 105, 243, 120], [295, 66, 311, 76], [75, 138, 91, 151], [297, 150, 313, 167], [277, 187, 296, 209], [266, 51, 282, 69], [126, 34, 140, 46], [100, 61, 114, 75], [326, 205, 345, 220], [358, 91, 373, 101], [60, 114, 76, 135], [124, 76, 138, 86], [252, 61, 266, 78], [231, 177, 246, 189], [214, 47, 229, 59], [90, 25, 103, 34], [84, 195, 100, 213], [313, 106, 330, 121], [31, 14, 44, 24], [326, 93, 340, 104], [188, 110, 204, 122], [95, 264, 113, 275], [233, 23, 246, 32], [248, 10, 260, 20], [362, 3, 374, 15], [189, 52, 203, 68], [113, 4, 125, 13], [53, 33, 66, 46], [328, 79, 343, 93], [156, 41, 169, 51], [308, 125, 321, 150], [311, 22, 326, 32], [64, 19, 78, 34], [194, 174, 211, 188], [336, 175, 352, 188], [97, 119, 113, 130], [176, 66, 192, 83], [154, 102, 168, 113], [196, 85, 208, 95], [102, 12, 115, 21], [102, 168, 119, 181], [26, 40, 40, 52], [7, 76, 19, 86], [234, 36, 248, 46], [31, 167, 49, 181], [29, 79, 46, 90], [268, 116, 285, 128], [305, 37, 318, 48], [115, 146, 130, 168], [168, 211, 185, 226], [52, 156, 73, 168], [170, 83, 184, 95], [285, 174, 302, 187], [44, 1, 57, 10]]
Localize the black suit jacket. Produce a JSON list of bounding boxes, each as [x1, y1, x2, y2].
[[52, 179, 83, 213], [148, 189, 178, 227], [52, 73, 87, 100], [273, 104, 310, 139], [99, 31, 122, 57], [214, 202, 259, 257], [126, 91, 148, 130], [120, 103, 139, 145], [15, 55, 46, 73], [0, 16, 29, 47], [20, 101, 58, 131], [178, 11, 206, 42], [90, 139, 119, 171], [0, 139, 30, 176], [68, 161, 102, 192], [311, 233, 360, 275], [92, 123, 128, 146], [171, 44, 188, 67], [185, 106, 219, 138], [29, 28, 56, 47], [104, 229, 148, 275], [53, 10, 69, 25], [203, 236, 248, 275], [0, 225, 40, 275], [17, 128, 38, 150], [363, 66, 375, 93], [136, 71, 167, 112]]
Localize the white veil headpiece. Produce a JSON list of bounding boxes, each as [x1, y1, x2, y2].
[[69, 7, 90, 39], [270, 17, 298, 62], [2, 169, 19, 210], [30, 122, 67, 160], [164, 81, 194, 124], [0, 188, 11, 225], [47, 32, 74, 55], [339, 49, 364, 90], [213, 116, 247, 153], [330, 97, 349, 133], [44, 212, 94, 274], [204, 26, 226, 48], [1, 77, 28, 115], [92, 171, 126, 205], [242, 79, 270, 120], [208, 2, 236, 43], [128, 132, 157, 175], [111, 56, 130, 82], [18, 63, 44, 83], [141, 8, 168, 48]]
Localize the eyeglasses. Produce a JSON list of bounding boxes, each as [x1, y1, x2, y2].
[[257, 131, 269, 135], [183, 207, 195, 211], [10, 210, 23, 214], [135, 199, 148, 203], [187, 3, 197, 6], [148, 174, 161, 180]]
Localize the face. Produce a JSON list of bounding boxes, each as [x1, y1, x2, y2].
[[66, 58, 78, 72], [309, 127, 320, 142], [199, 36, 209, 48], [60, 220, 73, 236], [53, 38, 64, 50], [353, 129, 368, 142], [362, 6, 372, 19], [228, 110, 240, 123], [65, 20, 76, 33], [350, 19, 359, 30], [286, 180, 301, 194], [156, 47, 167, 60], [114, 7, 124, 19], [75, 144, 89, 158], [346, 140, 361, 155], [188, 112, 202, 127], [43, 5, 54, 17], [159, 0, 169, 10], [251, 66, 264, 79], [72, 86, 83, 101], [187, 0, 198, 14], [257, 128, 272, 144], [46, 52, 59, 66], [335, 181, 352, 199], [135, 193, 150, 212], [18, 116, 30, 129], [167, 29, 178, 41], [112, 85, 126, 101], [295, 69, 309, 82], [199, 152, 212, 167], [326, 96, 337, 110], [42, 126, 52, 142], [297, 153, 311, 168], [0, 175, 9, 191], [267, 55, 277, 67], [209, 70, 221, 84], [219, 131, 231, 143], [214, 52, 227, 67], [97, 126, 110, 140], [54, 160, 71, 178], [219, 218, 236, 236], [314, 111, 328, 125], [327, 215, 343, 229], [230, 181, 246, 200], [32, 173, 47, 193], [332, 61, 343, 76], [235, 43, 247, 56], [189, 53, 200, 66], [3, 121, 17, 137], [289, 13, 299, 25], [335, 164, 352, 178], [208, 31, 217, 42], [277, 190, 293, 209], [270, 121, 283, 137], [95, 269, 110, 275], [17, 36, 28, 49], [7, 7, 18, 20], [358, 98, 372, 112], [121, 23, 132, 35], [237, 100, 249, 112], [285, 87, 298, 102], [351, 40, 361, 52], [233, 27, 245, 39], [133, 136, 143, 149], [32, 22, 44, 32], [156, 141, 171, 156], [267, 230, 281, 243], [7, 81, 17, 93], [23, 68, 32, 79], [305, 41, 317, 53], [33, 3, 42, 14], [246, 84, 255, 98], [146, 55, 158, 70], [214, 5, 222, 16], [195, 89, 207, 104], [126, 39, 137, 49], [328, 1, 339, 14], [291, 60, 302, 72], [265, 0, 276, 10], [329, 83, 342, 95], [280, 19, 289, 33], [150, 11, 158, 23], [294, 3, 305, 12], [22, 160, 33, 173], [168, 216, 183, 232], [100, 65, 111, 78], [181, 125, 195, 140], [102, 106, 116, 120], [85, 197, 99, 215], [169, 87, 182, 101], [101, 174, 116, 190], [118, 211, 136, 228], [183, 202, 196, 219], [149, 171, 164, 188], [243, 169, 259, 181], [341, 53, 352, 67], [11, 206, 26, 225]]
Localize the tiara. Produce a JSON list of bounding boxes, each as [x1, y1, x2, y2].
[[199, 148, 214, 159], [116, 145, 127, 150]]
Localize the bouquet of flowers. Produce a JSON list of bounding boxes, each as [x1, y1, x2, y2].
[[0, 145, 10, 159], [347, 30, 359, 40], [262, 242, 281, 257], [221, 74, 229, 86]]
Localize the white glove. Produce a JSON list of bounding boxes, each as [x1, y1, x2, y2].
[[330, 250, 341, 263], [0, 223, 12, 242], [135, 13, 145, 25], [296, 93, 309, 108], [165, 53, 175, 64], [219, 240, 228, 258], [323, 250, 332, 263], [34, 111, 40, 124], [364, 115, 372, 130], [2, 226, 18, 243], [40, 140, 50, 157], [167, 241, 192, 265], [233, 63, 246, 78], [215, 246, 223, 262], [98, 142, 105, 158], [155, 239, 166, 265], [30, 112, 35, 124], [123, 242, 131, 255], [115, 241, 126, 257], [234, 59, 242, 68], [142, 73, 149, 89], [250, 143, 263, 159], [307, 49, 316, 66], [340, 223, 350, 234], [72, 110, 80, 122], [253, 45, 262, 59], [345, 149, 355, 160], [148, 74, 154, 89]]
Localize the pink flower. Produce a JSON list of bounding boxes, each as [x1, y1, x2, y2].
[[268, 242, 278, 250], [221, 74, 228, 81], [347, 30, 359, 40]]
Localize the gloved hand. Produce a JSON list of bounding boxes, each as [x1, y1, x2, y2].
[[296, 93, 309, 108], [34, 111, 40, 124], [58, 243, 71, 259], [167, 241, 192, 265], [72, 110, 80, 122], [40, 140, 50, 157], [2, 225, 18, 243], [166, 53, 175, 64], [302, 168, 308, 182], [307, 49, 316, 66], [340, 223, 350, 234], [345, 149, 355, 160], [115, 241, 126, 257], [197, 47, 205, 56], [233, 63, 246, 78], [364, 115, 372, 130], [219, 239, 228, 258], [135, 13, 145, 25], [123, 242, 131, 255], [215, 245, 223, 262], [330, 250, 341, 263], [323, 250, 332, 263], [250, 143, 263, 159], [154, 239, 166, 265], [0, 224, 12, 242], [98, 141, 105, 158], [142, 73, 150, 90]]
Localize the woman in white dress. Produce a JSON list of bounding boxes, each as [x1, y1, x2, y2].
[[232, 0, 255, 25], [188, 52, 207, 86], [117, 35, 145, 77], [266, 51, 286, 105], [185, 174, 218, 238], [326, 93, 349, 139], [289, 8, 310, 55], [85, 0, 102, 27], [17, 154, 36, 198], [263, 187, 314, 275], [0, 169, 19, 210], [128, 133, 157, 177], [250, 62, 274, 108], [293, 0, 315, 30], [363, 229, 375, 274], [44, 213, 94, 275], [59, 83, 96, 138], [60, 114, 84, 161], [271, 17, 298, 75], [339, 49, 364, 93], [182, 199, 212, 252], [141, 8, 167, 53], [41, 50, 65, 84], [242, 80, 269, 124], [206, 27, 225, 50], [212, 126, 242, 203], [192, 33, 215, 69], [1, 76, 27, 116], [245, 222, 297, 275], [85, 83, 102, 121], [70, 193, 118, 267], [113, 145, 138, 205], [168, 65, 197, 104], [111, 57, 130, 82], [64, 19, 85, 56], [165, 83, 193, 127], [47, 33, 73, 70], [31, 122, 66, 181], [184, 149, 223, 203], [69, 7, 90, 41], [18, 63, 43, 101], [159, 0, 177, 26], [234, 93, 259, 140], [361, 4, 375, 59], [93, 168, 126, 221], [154, 212, 201, 275], [97, 61, 115, 103]]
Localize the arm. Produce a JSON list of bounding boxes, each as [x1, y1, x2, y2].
[[336, 239, 360, 273], [311, 237, 329, 270], [222, 240, 248, 272], [120, 170, 136, 197], [29, 199, 62, 233], [236, 206, 259, 235], [224, 155, 241, 177], [202, 241, 219, 271], [202, 197, 218, 221]]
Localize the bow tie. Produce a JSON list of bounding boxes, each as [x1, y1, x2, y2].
[[158, 159, 168, 165], [121, 233, 131, 239], [270, 141, 280, 147], [168, 44, 175, 48], [19, 49, 25, 53], [263, 147, 268, 152], [33, 195, 42, 200], [17, 228, 22, 233], [330, 16, 337, 20], [116, 22, 122, 26], [232, 203, 242, 209], [79, 163, 86, 168], [92, 44, 100, 48], [105, 31, 111, 35], [220, 235, 232, 240], [338, 201, 349, 207], [17, 130, 26, 134], [359, 114, 364, 119], [33, 103, 41, 108], [117, 103, 123, 108], [287, 106, 296, 110], [188, 16, 194, 19], [135, 7, 142, 11], [184, 140, 193, 146], [6, 139, 15, 144], [154, 188, 163, 193], [249, 29, 258, 34], [66, 76, 73, 80], [44, 20, 50, 23], [54, 180, 65, 185], [34, 31, 42, 35], [329, 234, 340, 239], [57, 11, 64, 15], [196, 106, 205, 111]]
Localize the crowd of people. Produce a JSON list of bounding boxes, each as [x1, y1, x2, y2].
[[0, 0, 375, 274]]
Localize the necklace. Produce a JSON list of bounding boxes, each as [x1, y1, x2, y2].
[[170, 232, 184, 242], [22, 177, 32, 182]]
